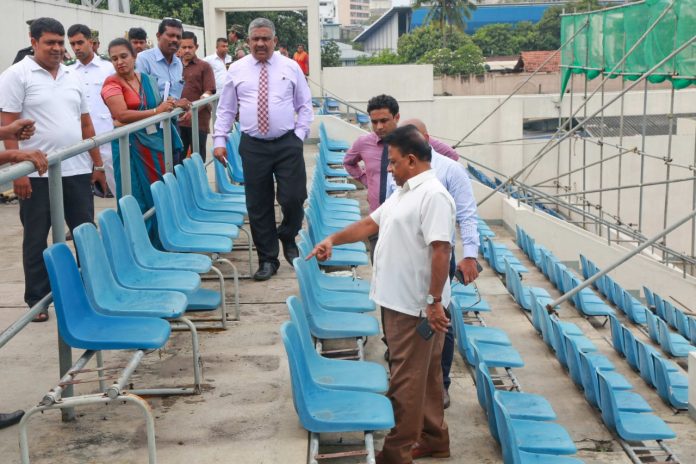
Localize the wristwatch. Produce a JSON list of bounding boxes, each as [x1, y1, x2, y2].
[[426, 294, 442, 305], [93, 165, 105, 172]]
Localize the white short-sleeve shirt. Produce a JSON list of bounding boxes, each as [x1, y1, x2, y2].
[[204, 53, 232, 92], [370, 169, 456, 317], [0, 56, 91, 178]]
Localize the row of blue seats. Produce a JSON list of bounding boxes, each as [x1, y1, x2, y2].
[[31, 152, 252, 458], [516, 228, 614, 321], [608, 315, 689, 410], [466, 165, 563, 219], [514, 227, 677, 445], [447, 224, 583, 463], [280, 127, 392, 464], [214, 128, 245, 189], [580, 255, 695, 358]]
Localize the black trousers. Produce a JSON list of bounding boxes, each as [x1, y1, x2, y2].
[[179, 126, 208, 162], [239, 131, 307, 267], [19, 174, 94, 307]]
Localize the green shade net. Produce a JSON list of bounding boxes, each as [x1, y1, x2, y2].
[[560, 0, 696, 93]]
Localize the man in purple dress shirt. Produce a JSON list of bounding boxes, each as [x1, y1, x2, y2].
[[213, 17, 313, 281]]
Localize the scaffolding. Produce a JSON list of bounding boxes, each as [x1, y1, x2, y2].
[[468, 0, 696, 277]]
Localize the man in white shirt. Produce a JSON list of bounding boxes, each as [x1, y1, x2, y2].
[[68, 23, 115, 196], [308, 125, 454, 464], [205, 37, 232, 91], [0, 17, 106, 322]]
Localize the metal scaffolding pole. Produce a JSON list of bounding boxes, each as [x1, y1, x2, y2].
[[662, 86, 676, 254], [638, 80, 649, 231], [545, 176, 696, 198], [546, 207, 696, 311], [476, 32, 695, 208], [532, 148, 635, 187], [617, 31, 627, 223], [691, 128, 696, 273], [582, 34, 590, 229]]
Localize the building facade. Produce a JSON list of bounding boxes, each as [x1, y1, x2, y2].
[[337, 0, 371, 26]]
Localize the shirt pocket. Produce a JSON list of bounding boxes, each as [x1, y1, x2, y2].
[[271, 73, 295, 104]]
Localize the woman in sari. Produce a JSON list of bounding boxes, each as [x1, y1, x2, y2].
[[101, 38, 184, 243]]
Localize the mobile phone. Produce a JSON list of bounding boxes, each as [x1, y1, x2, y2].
[[416, 317, 435, 340], [454, 260, 484, 284]]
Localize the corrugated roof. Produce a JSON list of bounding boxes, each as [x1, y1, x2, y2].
[[353, 7, 412, 43], [521, 51, 560, 73]]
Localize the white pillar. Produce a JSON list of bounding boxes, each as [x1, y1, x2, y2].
[[305, 0, 322, 96]]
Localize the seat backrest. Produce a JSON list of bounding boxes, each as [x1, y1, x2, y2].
[[174, 163, 202, 213], [503, 258, 516, 297], [688, 317, 696, 344], [73, 222, 124, 309], [225, 135, 244, 183], [578, 351, 600, 407], [663, 301, 677, 328], [673, 309, 690, 338], [476, 362, 501, 442], [644, 309, 660, 343], [181, 157, 213, 202], [150, 180, 182, 247], [596, 371, 619, 429], [286, 296, 319, 362], [655, 317, 673, 349], [579, 254, 590, 280], [654, 293, 667, 320], [635, 339, 656, 386], [280, 321, 316, 426], [119, 195, 156, 258], [530, 293, 545, 335], [298, 229, 314, 247], [491, 393, 517, 464], [98, 208, 142, 279], [547, 317, 566, 363], [642, 286, 655, 308], [621, 326, 639, 370], [563, 333, 583, 385], [608, 314, 624, 355], [650, 352, 672, 401], [42, 243, 96, 347]]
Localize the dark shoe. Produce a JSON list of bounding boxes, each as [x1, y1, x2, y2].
[[443, 389, 450, 410], [32, 311, 49, 323], [253, 262, 278, 281], [0, 410, 24, 430], [282, 240, 299, 266], [412, 443, 450, 460]]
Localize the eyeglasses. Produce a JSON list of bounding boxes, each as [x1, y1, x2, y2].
[[163, 17, 182, 24]]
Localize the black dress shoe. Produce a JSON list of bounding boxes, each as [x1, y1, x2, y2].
[[282, 241, 300, 266], [0, 410, 24, 430], [253, 262, 278, 281]]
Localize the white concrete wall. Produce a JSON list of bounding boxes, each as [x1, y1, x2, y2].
[[1, 0, 204, 71], [322, 64, 434, 103], [689, 352, 696, 421]]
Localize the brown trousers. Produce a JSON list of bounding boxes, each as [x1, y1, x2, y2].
[[381, 308, 449, 464]]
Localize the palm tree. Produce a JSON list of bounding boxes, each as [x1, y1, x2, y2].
[[414, 0, 478, 47]]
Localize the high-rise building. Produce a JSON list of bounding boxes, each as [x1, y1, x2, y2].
[[370, 0, 392, 15], [320, 0, 339, 24], [337, 0, 372, 26]]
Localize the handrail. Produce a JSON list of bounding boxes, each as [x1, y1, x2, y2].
[[0, 92, 220, 420]]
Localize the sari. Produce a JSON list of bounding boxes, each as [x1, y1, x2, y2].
[[111, 72, 183, 247]]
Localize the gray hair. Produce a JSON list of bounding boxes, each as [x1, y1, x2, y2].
[[248, 18, 276, 37]]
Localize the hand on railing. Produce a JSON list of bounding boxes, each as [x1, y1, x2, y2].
[[13, 177, 31, 200], [156, 100, 176, 114], [11, 150, 48, 176]]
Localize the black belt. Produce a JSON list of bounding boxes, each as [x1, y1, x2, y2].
[[243, 130, 294, 143]]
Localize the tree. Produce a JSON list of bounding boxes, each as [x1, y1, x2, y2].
[[321, 41, 341, 68], [226, 11, 308, 52], [472, 24, 516, 56], [397, 25, 474, 63], [414, 0, 477, 47], [129, 0, 204, 27], [417, 43, 485, 76], [357, 50, 405, 65]]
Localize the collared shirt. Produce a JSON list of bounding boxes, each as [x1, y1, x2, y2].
[[0, 56, 90, 178], [213, 52, 313, 146], [70, 55, 114, 160], [179, 57, 216, 132], [370, 169, 455, 317], [205, 53, 232, 91], [386, 149, 479, 258], [343, 133, 458, 212], [135, 47, 184, 99]]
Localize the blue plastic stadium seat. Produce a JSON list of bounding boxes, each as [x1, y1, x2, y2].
[[43, 243, 171, 351], [296, 239, 370, 295], [650, 353, 688, 410], [286, 297, 388, 393], [164, 173, 244, 225], [597, 371, 675, 441], [280, 322, 394, 434], [656, 317, 695, 357], [465, 337, 524, 369]]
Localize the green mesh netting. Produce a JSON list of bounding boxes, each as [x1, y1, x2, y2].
[[560, 0, 696, 92]]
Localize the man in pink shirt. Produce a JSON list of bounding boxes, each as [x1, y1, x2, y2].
[[343, 94, 459, 250], [212, 18, 313, 281]]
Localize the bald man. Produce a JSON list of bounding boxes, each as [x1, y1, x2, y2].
[[386, 118, 480, 410]]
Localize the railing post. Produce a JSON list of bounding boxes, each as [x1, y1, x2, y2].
[[163, 119, 173, 173], [47, 163, 75, 422], [119, 134, 131, 196], [192, 107, 200, 157]]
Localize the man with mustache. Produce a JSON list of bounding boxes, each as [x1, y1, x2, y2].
[[0, 17, 105, 323], [213, 17, 313, 281]]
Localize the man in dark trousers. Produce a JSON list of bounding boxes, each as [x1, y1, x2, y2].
[[213, 17, 313, 281]]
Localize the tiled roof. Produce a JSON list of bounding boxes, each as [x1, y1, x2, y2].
[[520, 51, 560, 73]]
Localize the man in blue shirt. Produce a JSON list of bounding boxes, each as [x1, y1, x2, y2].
[[135, 18, 191, 107]]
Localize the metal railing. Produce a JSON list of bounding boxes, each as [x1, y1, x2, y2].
[[0, 93, 220, 420]]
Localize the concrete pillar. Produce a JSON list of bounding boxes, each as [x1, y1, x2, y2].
[[305, 1, 322, 96], [689, 351, 696, 421]]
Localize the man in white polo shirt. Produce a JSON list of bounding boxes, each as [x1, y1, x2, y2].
[[68, 23, 115, 196], [205, 37, 232, 91], [308, 124, 455, 464], [0, 17, 106, 322]]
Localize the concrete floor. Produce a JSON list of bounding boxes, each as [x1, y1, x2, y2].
[[0, 145, 694, 463]]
